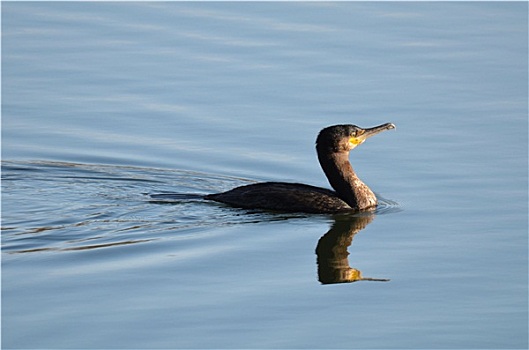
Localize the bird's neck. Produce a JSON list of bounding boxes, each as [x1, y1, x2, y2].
[[318, 151, 377, 210]]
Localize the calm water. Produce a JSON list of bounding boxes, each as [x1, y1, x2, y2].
[[2, 2, 528, 349]]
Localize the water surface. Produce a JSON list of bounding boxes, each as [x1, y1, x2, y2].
[[2, 2, 527, 349]]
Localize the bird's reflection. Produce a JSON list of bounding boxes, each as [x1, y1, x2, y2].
[[316, 214, 389, 284]]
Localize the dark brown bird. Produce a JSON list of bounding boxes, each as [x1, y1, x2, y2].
[[205, 123, 395, 213]]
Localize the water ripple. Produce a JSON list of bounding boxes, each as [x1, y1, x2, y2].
[[2, 161, 335, 254]]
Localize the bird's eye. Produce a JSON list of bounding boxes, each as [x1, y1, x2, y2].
[[351, 129, 363, 137]]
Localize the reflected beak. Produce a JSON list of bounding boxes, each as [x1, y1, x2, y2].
[[350, 123, 395, 145]]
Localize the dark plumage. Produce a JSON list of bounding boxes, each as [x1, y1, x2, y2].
[[205, 123, 395, 213]]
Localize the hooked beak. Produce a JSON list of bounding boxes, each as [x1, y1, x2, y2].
[[350, 123, 396, 146]]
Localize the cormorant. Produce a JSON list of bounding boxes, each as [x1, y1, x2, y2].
[[205, 123, 395, 213]]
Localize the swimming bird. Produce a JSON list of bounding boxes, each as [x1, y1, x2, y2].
[[205, 123, 395, 213]]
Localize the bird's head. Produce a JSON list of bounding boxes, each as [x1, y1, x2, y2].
[[316, 123, 395, 153]]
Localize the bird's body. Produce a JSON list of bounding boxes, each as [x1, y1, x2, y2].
[[205, 123, 395, 214], [205, 182, 351, 214]]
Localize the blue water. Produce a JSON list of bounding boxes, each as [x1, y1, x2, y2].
[[2, 2, 528, 349]]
